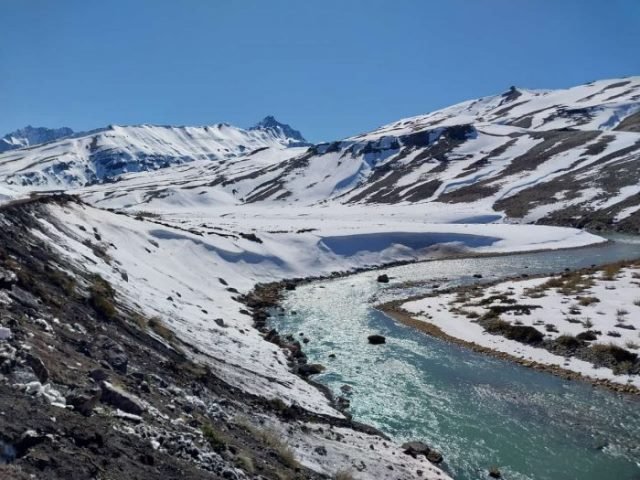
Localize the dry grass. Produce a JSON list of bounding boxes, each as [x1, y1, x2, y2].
[[235, 452, 256, 474], [335, 470, 356, 480], [202, 423, 229, 453], [234, 416, 299, 469], [601, 263, 623, 281], [148, 316, 177, 341], [577, 296, 600, 307]]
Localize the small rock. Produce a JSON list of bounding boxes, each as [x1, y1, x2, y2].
[[426, 449, 443, 464], [377, 274, 390, 283], [367, 334, 386, 345], [214, 318, 225, 328], [66, 388, 101, 416], [0, 327, 12, 341], [26, 353, 49, 383], [314, 446, 327, 456], [89, 368, 108, 382], [402, 441, 430, 458], [100, 381, 146, 416], [15, 430, 46, 457], [298, 364, 325, 376]]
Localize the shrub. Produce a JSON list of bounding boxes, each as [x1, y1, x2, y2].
[[148, 317, 180, 346], [235, 452, 256, 474], [555, 335, 582, 349], [590, 343, 637, 364], [484, 319, 544, 344], [234, 417, 299, 469], [577, 296, 600, 307], [601, 263, 622, 281], [576, 330, 599, 341], [202, 423, 228, 453], [88, 276, 116, 320]]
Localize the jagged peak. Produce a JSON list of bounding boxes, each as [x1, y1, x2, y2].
[[251, 116, 307, 144]]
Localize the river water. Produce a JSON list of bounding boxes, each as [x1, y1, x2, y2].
[[271, 234, 640, 480]]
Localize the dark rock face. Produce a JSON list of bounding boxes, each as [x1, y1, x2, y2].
[[377, 274, 390, 283], [367, 335, 386, 345]]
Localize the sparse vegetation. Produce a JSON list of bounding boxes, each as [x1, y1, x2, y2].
[[88, 275, 116, 320], [148, 316, 181, 346], [483, 318, 544, 344], [577, 296, 599, 307], [202, 423, 229, 453], [602, 263, 623, 281], [234, 417, 299, 469], [589, 343, 638, 374], [625, 341, 639, 350], [235, 452, 256, 474]]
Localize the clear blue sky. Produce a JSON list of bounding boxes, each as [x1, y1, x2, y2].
[[1, 0, 638, 142]]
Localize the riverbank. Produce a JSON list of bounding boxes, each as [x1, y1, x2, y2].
[[380, 261, 640, 396]]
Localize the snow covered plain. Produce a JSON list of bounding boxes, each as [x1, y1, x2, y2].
[[402, 265, 640, 390]]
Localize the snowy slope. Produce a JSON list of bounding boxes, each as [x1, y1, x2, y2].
[[0, 118, 305, 190]]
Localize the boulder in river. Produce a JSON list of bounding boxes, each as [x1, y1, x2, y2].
[[367, 334, 386, 345], [402, 441, 444, 464], [489, 467, 502, 478], [377, 274, 390, 283], [298, 364, 325, 376]]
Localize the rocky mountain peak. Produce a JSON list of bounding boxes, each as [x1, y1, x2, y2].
[[251, 116, 307, 144]]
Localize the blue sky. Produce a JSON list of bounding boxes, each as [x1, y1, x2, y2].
[[1, 0, 638, 142]]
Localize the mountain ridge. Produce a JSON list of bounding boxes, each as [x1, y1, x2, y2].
[[1, 76, 639, 231]]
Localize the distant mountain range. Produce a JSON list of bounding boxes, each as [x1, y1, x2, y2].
[[1, 77, 640, 231], [0, 125, 74, 153]]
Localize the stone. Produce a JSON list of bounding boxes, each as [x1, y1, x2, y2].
[[297, 364, 325, 376], [489, 467, 502, 478], [26, 353, 49, 383], [0, 327, 11, 341], [402, 441, 431, 458], [96, 336, 128, 374], [66, 388, 101, 416], [377, 274, 390, 283], [314, 446, 327, 456], [367, 334, 386, 345], [89, 368, 108, 382], [100, 381, 146, 416], [426, 449, 443, 464]]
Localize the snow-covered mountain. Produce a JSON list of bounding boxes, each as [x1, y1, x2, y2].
[[1, 77, 640, 231], [0, 125, 74, 153], [250, 115, 308, 145], [0, 118, 304, 188]]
